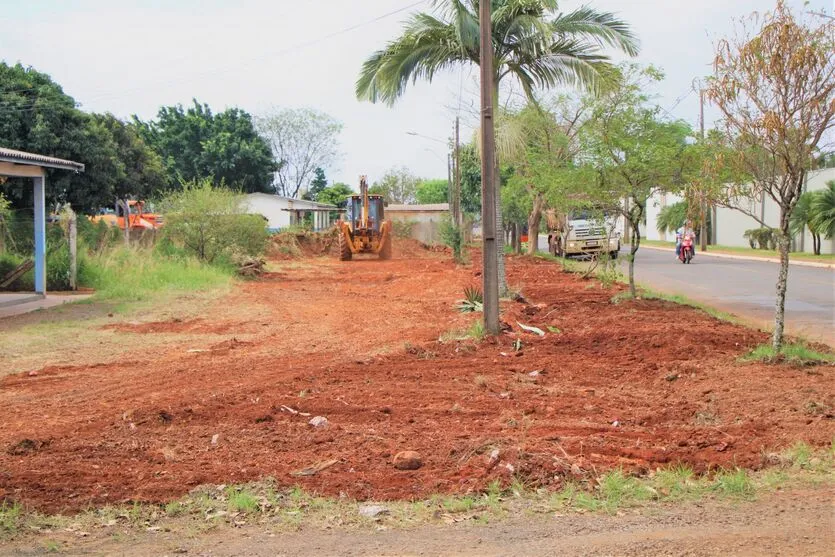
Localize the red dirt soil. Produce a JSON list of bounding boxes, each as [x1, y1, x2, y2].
[[0, 250, 832, 513]]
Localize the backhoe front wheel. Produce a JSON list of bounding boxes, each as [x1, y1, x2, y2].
[[338, 231, 352, 261]]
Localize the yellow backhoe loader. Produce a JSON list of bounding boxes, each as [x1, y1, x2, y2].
[[337, 175, 392, 260]]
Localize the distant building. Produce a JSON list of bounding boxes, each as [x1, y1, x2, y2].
[[645, 168, 835, 254], [244, 193, 337, 232], [385, 203, 449, 245]]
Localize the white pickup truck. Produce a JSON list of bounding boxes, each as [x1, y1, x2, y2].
[[546, 208, 621, 259]]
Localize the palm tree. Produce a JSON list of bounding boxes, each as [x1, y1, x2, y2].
[[357, 0, 639, 290], [810, 180, 835, 242], [790, 191, 822, 255]]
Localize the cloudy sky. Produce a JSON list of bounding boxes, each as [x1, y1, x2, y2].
[[1, 0, 831, 189]]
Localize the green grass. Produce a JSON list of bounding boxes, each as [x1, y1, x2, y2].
[[1, 447, 834, 545], [712, 469, 755, 500], [593, 469, 656, 513], [630, 286, 741, 324], [441, 496, 477, 513], [89, 247, 233, 303], [651, 465, 704, 501], [440, 318, 486, 342], [227, 488, 259, 514], [741, 342, 835, 365], [0, 502, 22, 535], [641, 240, 834, 263]]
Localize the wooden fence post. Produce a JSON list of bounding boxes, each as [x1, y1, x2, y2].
[[68, 209, 77, 291]]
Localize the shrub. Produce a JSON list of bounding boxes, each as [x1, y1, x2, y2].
[[439, 215, 463, 262], [160, 179, 268, 263], [79, 217, 122, 253], [392, 219, 416, 239], [743, 227, 776, 249]]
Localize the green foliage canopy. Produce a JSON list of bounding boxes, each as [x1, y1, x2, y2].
[[135, 100, 276, 194]]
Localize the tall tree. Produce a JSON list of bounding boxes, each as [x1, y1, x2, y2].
[[316, 183, 355, 208], [0, 63, 134, 212], [135, 100, 275, 193], [705, 1, 835, 349], [415, 178, 449, 204], [92, 113, 166, 202], [356, 0, 639, 292], [303, 167, 328, 201], [582, 65, 692, 297], [370, 167, 420, 204], [255, 108, 342, 198]]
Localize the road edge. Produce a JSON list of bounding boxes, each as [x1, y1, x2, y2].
[[640, 245, 835, 269]]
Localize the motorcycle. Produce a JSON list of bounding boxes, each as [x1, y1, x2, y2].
[[678, 234, 694, 264]]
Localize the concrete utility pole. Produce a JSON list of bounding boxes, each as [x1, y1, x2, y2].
[[699, 88, 708, 252], [454, 116, 462, 228], [447, 152, 453, 209], [479, 0, 499, 335]]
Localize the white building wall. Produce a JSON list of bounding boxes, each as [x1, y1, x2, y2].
[[244, 193, 335, 232], [645, 192, 684, 242], [244, 193, 291, 230], [648, 168, 835, 253]]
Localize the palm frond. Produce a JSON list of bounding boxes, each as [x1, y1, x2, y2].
[[551, 7, 640, 57], [511, 37, 610, 93], [355, 13, 467, 105], [809, 181, 835, 239]]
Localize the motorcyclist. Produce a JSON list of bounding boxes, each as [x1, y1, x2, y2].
[[676, 223, 697, 259]]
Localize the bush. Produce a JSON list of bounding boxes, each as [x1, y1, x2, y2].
[[79, 217, 122, 253], [392, 219, 416, 239], [439, 216, 463, 263], [160, 179, 268, 263], [743, 227, 776, 249]]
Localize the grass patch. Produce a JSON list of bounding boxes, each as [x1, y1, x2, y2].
[[741, 343, 835, 366], [593, 469, 656, 513], [0, 502, 22, 536], [440, 318, 486, 342], [712, 468, 755, 500], [651, 465, 704, 501], [634, 286, 741, 324], [1, 446, 833, 546], [90, 247, 233, 303]]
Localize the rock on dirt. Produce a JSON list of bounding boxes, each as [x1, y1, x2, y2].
[[309, 416, 329, 428], [392, 451, 423, 470], [358, 504, 390, 519]]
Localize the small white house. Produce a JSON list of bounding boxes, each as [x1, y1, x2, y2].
[[244, 193, 338, 232]]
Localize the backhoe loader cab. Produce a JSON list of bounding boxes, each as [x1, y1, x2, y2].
[[337, 175, 392, 261]]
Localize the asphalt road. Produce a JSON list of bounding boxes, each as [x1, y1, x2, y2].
[[538, 235, 834, 345]]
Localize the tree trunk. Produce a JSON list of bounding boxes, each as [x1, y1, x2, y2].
[[526, 192, 544, 255], [510, 223, 517, 254], [771, 218, 791, 351], [629, 222, 640, 298], [813, 233, 821, 256]]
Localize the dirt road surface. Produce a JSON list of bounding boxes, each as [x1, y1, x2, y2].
[[1, 244, 831, 515]]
